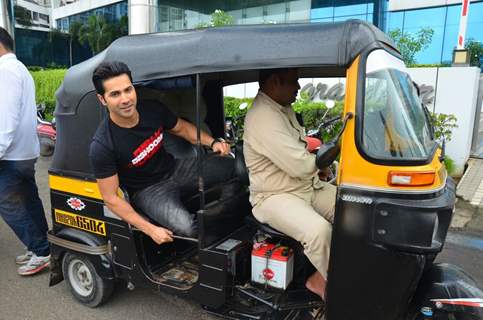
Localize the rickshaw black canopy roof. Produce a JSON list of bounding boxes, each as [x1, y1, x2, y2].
[[56, 20, 396, 111]]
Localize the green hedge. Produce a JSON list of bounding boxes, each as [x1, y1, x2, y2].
[[30, 69, 67, 120], [224, 94, 344, 142]]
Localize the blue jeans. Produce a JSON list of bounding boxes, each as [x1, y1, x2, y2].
[[133, 154, 238, 237], [0, 159, 50, 256]]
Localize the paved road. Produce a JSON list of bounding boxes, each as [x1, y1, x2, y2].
[[0, 156, 482, 320]]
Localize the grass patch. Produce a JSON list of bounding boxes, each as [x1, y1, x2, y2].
[[30, 69, 67, 120]]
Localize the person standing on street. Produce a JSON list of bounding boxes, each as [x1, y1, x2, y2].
[[0, 27, 50, 275]]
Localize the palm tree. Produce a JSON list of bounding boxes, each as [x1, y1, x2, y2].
[[78, 15, 117, 55], [68, 21, 82, 66]]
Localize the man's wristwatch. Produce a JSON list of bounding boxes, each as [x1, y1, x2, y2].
[[210, 137, 225, 149]]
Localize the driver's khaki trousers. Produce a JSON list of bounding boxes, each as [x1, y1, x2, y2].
[[252, 184, 336, 279]]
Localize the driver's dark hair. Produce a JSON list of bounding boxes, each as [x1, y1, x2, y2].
[[92, 61, 133, 95], [258, 68, 291, 88], [0, 27, 14, 52]]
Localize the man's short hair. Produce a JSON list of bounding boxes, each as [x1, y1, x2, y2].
[[0, 27, 14, 52], [92, 61, 133, 95], [258, 68, 292, 88]]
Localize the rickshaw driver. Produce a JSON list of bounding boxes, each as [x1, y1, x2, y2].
[[89, 61, 234, 244], [243, 68, 336, 300]]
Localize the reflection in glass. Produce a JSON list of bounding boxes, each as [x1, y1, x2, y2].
[[334, 3, 367, 16], [385, 11, 403, 32], [466, 2, 483, 43], [311, 7, 334, 20], [334, 14, 367, 22]]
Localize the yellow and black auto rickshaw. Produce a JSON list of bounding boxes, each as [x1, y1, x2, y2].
[[47, 20, 483, 319]]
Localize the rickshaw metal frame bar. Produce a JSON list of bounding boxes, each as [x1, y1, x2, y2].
[[48, 233, 108, 255], [196, 73, 205, 211]]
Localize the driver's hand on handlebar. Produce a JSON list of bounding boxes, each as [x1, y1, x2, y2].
[[318, 167, 331, 181], [148, 226, 174, 245], [212, 140, 231, 156]]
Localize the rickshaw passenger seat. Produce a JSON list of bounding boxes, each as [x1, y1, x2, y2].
[[164, 132, 198, 159], [125, 179, 243, 240]]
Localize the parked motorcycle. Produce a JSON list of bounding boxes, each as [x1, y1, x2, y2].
[[37, 103, 56, 157]]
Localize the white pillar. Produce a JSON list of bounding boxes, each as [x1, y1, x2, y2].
[[129, 0, 158, 35], [0, 0, 10, 31], [457, 0, 471, 49]]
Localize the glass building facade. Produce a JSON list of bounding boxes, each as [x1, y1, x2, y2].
[[152, 0, 483, 65], [56, 0, 127, 32], [14, 0, 483, 66], [385, 1, 483, 64], [153, 1, 385, 32]]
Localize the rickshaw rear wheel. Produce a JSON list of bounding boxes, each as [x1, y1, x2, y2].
[[62, 252, 114, 307]]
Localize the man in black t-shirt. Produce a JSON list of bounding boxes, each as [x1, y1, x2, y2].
[[89, 61, 234, 243]]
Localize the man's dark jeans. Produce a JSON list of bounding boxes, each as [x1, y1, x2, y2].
[[0, 159, 50, 257], [133, 154, 237, 237]]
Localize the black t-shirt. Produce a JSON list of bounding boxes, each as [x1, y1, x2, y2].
[[89, 100, 178, 195]]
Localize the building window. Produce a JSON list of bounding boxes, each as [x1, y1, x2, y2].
[[311, 0, 375, 24], [384, 1, 483, 65]]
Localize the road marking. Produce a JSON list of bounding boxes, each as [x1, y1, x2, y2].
[[446, 232, 483, 251]]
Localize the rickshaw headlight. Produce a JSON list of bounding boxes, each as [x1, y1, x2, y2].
[[388, 171, 435, 187]]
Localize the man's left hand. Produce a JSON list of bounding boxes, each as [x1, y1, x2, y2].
[[212, 141, 231, 156]]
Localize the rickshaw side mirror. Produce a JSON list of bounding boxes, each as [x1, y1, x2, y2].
[[316, 141, 340, 169], [315, 112, 353, 170]]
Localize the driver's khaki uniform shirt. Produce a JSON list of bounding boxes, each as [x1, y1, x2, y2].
[[243, 91, 335, 278]]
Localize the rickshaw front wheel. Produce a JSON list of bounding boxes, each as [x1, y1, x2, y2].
[[62, 252, 114, 308]]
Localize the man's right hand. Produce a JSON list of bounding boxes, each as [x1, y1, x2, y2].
[[148, 225, 174, 244]]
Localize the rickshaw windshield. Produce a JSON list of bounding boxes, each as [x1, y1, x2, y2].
[[362, 49, 435, 162]]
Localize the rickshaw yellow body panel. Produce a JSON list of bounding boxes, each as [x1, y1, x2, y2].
[[49, 175, 122, 200], [49, 175, 103, 200], [338, 56, 446, 192]]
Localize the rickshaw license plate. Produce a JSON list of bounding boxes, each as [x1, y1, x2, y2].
[[54, 209, 106, 236]]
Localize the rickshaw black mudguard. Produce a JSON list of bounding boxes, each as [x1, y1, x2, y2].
[[409, 263, 483, 319], [326, 178, 456, 320]]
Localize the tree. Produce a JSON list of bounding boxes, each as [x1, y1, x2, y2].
[[465, 39, 483, 68], [68, 21, 83, 66], [197, 10, 234, 28], [114, 15, 129, 38], [14, 5, 32, 27], [78, 15, 118, 55], [388, 27, 434, 66]]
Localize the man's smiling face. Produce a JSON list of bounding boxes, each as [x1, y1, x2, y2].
[[97, 73, 138, 122]]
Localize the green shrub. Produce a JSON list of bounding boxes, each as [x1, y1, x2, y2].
[[293, 92, 344, 142], [30, 69, 67, 120], [224, 93, 344, 142], [410, 63, 451, 68], [444, 156, 456, 176], [27, 66, 43, 72], [429, 112, 458, 143], [224, 96, 253, 119]]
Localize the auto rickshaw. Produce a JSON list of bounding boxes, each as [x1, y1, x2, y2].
[[47, 20, 483, 319]]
